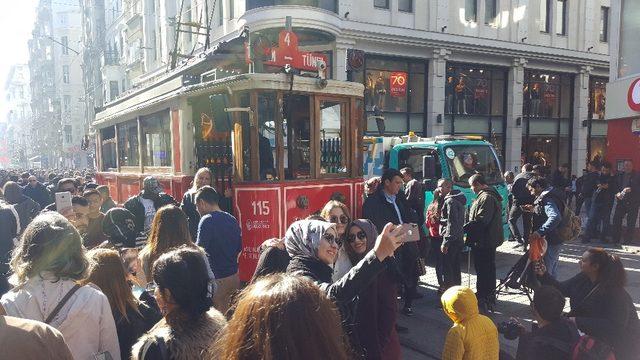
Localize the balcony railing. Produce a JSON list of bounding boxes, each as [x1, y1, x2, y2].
[[246, 0, 338, 13]]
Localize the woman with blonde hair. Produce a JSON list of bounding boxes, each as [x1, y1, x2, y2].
[[0, 212, 120, 359], [216, 273, 350, 360], [86, 248, 161, 360], [181, 167, 213, 239]]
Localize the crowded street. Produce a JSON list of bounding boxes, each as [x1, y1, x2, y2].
[[2, 0, 640, 359]]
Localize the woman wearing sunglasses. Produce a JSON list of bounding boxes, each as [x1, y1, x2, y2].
[[320, 200, 351, 240], [285, 219, 406, 357], [345, 219, 401, 359]]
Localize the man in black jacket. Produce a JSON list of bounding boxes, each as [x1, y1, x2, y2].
[[582, 162, 615, 243], [124, 176, 177, 235], [23, 175, 52, 209], [577, 161, 600, 216], [362, 168, 419, 315], [509, 164, 535, 248], [611, 160, 640, 244], [515, 286, 580, 360]]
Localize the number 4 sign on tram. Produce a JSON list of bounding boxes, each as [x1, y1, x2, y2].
[[263, 30, 328, 73]]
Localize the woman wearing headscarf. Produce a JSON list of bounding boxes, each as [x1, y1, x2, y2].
[[344, 219, 401, 360], [285, 219, 405, 356]]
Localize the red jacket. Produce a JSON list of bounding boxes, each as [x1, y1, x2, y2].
[[426, 209, 440, 238]]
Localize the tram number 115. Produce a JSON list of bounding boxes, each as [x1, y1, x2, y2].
[[251, 201, 271, 216]]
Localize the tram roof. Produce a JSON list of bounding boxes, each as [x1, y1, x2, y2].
[[93, 73, 364, 128]]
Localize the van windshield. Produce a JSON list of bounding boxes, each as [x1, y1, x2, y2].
[[444, 145, 503, 187]]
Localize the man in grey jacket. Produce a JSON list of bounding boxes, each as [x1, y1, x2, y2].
[[439, 179, 467, 289]]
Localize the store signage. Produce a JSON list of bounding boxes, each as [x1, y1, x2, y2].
[[627, 78, 640, 112], [262, 30, 328, 73], [389, 72, 407, 97]]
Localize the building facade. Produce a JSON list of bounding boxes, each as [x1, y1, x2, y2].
[[4, 65, 32, 168], [605, 0, 640, 170], [28, 0, 88, 169], [93, 0, 611, 175]]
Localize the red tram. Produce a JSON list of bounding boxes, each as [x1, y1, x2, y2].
[[93, 33, 365, 281]]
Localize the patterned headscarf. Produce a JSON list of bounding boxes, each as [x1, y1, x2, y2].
[[284, 220, 335, 260]]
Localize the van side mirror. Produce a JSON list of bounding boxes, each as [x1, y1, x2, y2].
[[209, 93, 232, 132], [422, 155, 437, 180]]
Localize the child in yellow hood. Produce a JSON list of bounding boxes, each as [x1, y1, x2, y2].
[[441, 286, 499, 360]]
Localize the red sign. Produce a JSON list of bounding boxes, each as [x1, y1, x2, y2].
[[389, 72, 407, 97], [628, 78, 640, 112], [262, 30, 328, 73], [234, 187, 281, 282]]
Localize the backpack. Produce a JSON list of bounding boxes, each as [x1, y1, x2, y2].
[[541, 190, 581, 242], [539, 334, 616, 360]]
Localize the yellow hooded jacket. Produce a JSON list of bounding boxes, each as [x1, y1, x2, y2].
[[441, 286, 499, 360]]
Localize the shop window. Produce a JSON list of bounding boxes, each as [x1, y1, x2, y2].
[[556, 0, 567, 35], [374, 0, 389, 9], [117, 119, 139, 166], [319, 100, 346, 175], [283, 95, 311, 180], [101, 126, 118, 171], [258, 92, 278, 180], [589, 77, 607, 120], [540, 0, 550, 32], [246, 0, 338, 12], [485, 0, 497, 25], [398, 0, 412, 12], [465, 0, 477, 22], [600, 6, 609, 42], [445, 67, 496, 116], [141, 111, 172, 167], [409, 73, 425, 113]]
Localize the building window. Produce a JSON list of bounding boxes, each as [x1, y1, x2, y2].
[[64, 125, 72, 143], [109, 81, 119, 100], [117, 120, 140, 166], [61, 36, 69, 55], [556, 0, 567, 35], [485, 0, 497, 25], [362, 57, 427, 135], [229, 0, 234, 18], [63, 95, 71, 112], [62, 65, 70, 83], [246, 0, 337, 12], [398, 0, 412, 12], [522, 71, 574, 169], [540, 0, 550, 32], [100, 126, 118, 171], [444, 63, 507, 159], [374, 0, 389, 9], [588, 77, 608, 163], [618, 0, 640, 77], [465, 0, 477, 22], [600, 6, 609, 42], [141, 110, 172, 167]]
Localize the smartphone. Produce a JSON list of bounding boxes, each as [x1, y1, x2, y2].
[[398, 223, 420, 242], [55, 191, 72, 211]]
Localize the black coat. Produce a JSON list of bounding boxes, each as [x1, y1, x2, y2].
[[511, 171, 535, 206], [287, 252, 386, 356], [124, 193, 177, 234], [22, 182, 52, 209], [0, 206, 18, 296], [180, 190, 200, 240], [115, 301, 162, 360], [362, 188, 417, 233], [515, 318, 580, 360], [613, 171, 640, 208], [540, 272, 640, 360]]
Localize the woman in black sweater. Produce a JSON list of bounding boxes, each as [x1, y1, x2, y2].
[[535, 247, 639, 360]]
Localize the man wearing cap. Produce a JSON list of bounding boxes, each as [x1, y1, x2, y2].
[[124, 176, 177, 235]]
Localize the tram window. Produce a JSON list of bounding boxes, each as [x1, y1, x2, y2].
[[141, 111, 172, 167], [319, 101, 346, 175], [100, 126, 117, 171], [283, 95, 311, 180], [117, 120, 139, 166], [258, 93, 278, 180]]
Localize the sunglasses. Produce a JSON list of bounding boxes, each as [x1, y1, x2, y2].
[[322, 233, 342, 248], [348, 230, 367, 243], [329, 214, 350, 225]]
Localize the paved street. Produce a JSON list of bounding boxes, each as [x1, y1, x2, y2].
[[398, 239, 640, 359]]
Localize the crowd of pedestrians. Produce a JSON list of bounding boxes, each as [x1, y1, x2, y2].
[[0, 163, 638, 360]]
